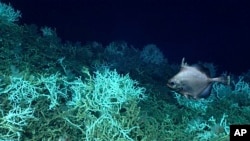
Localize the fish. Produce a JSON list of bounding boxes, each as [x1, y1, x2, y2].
[[167, 58, 230, 99]]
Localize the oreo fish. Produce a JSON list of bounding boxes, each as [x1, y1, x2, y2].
[[167, 58, 230, 99]]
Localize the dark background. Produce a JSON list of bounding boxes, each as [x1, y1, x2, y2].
[[7, 0, 250, 75]]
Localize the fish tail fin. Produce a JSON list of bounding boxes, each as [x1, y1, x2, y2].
[[212, 75, 231, 85]]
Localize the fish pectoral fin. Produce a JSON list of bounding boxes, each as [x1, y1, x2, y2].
[[182, 91, 192, 99], [184, 94, 189, 98]]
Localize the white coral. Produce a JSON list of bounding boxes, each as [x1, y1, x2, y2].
[[0, 2, 21, 23]]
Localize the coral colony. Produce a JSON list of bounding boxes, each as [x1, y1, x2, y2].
[[0, 1, 250, 140]]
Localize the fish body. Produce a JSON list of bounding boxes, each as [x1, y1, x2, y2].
[[167, 58, 229, 99]]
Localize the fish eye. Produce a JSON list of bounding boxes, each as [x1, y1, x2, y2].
[[169, 81, 175, 86]]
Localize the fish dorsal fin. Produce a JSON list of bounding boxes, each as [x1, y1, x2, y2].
[[181, 57, 188, 67], [191, 64, 211, 77]]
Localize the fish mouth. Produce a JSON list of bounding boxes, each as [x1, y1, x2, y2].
[[167, 83, 174, 89], [167, 83, 182, 91], [167, 84, 178, 90]]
